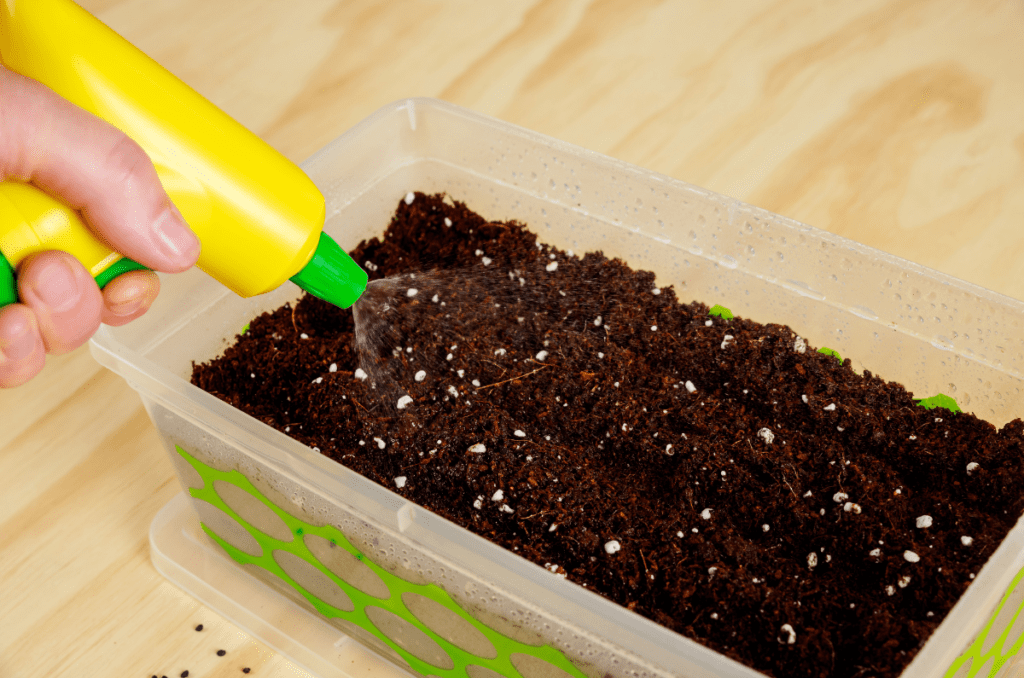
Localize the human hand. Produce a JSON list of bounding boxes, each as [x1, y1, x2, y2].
[[0, 65, 200, 387]]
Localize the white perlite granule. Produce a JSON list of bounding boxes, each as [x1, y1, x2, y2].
[[794, 336, 807, 353], [415, 370, 427, 382], [491, 489, 504, 502], [354, 368, 368, 381], [904, 550, 921, 563], [374, 437, 386, 449], [807, 553, 818, 568], [961, 536, 974, 546], [396, 395, 414, 410], [779, 624, 796, 645], [604, 540, 621, 554], [514, 430, 526, 438], [468, 443, 487, 454], [394, 476, 407, 488], [404, 191, 415, 204], [916, 515, 933, 529], [546, 261, 558, 272], [758, 427, 775, 444], [685, 380, 697, 393], [535, 350, 549, 361], [833, 492, 849, 503], [701, 508, 713, 520]]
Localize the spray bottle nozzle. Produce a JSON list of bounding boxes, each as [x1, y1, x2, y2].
[[289, 232, 367, 309]]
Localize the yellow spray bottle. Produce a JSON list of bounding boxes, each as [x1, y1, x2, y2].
[[0, 0, 367, 309]]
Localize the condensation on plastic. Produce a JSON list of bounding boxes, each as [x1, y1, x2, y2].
[[92, 98, 1024, 678]]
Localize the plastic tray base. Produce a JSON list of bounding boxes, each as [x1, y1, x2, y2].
[[150, 492, 413, 678]]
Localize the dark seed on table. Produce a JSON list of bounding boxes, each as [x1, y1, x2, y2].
[[217, 649, 227, 657], [194, 624, 203, 632]]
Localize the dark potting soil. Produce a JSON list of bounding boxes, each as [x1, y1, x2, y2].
[[192, 192, 1024, 678]]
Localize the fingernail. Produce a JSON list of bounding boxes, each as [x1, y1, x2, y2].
[[1, 310, 39, 362], [109, 295, 145, 318], [25, 258, 81, 313], [153, 206, 201, 267]]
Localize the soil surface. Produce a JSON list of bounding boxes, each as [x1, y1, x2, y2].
[[192, 193, 1024, 678]]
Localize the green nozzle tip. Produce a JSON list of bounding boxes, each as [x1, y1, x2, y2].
[[0, 254, 16, 307], [290, 232, 367, 309]]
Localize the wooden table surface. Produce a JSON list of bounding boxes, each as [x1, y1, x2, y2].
[[2, 1, 1023, 676]]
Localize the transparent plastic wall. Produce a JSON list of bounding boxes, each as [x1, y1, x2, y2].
[[92, 99, 1024, 678]]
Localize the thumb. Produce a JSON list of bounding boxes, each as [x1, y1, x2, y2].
[[0, 65, 201, 273]]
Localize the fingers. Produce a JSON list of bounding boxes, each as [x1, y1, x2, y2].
[[0, 304, 45, 388], [16, 251, 103, 355], [0, 255, 160, 386], [101, 269, 160, 327], [0, 65, 201, 273]]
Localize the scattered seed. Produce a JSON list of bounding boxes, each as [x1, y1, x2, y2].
[[217, 649, 227, 657], [194, 624, 203, 632]]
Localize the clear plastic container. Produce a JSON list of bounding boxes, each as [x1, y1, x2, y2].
[[91, 98, 1024, 678]]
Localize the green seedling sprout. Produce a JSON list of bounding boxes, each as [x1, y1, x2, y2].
[[708, 304, 734, 320], [818, 347, 842, 362], [916, 394, 962, 414]]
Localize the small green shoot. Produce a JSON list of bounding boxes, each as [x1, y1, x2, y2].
[[241, 322, 250, 335], [916, 394, 962, 414], [817, 347, 842, 362], [708, 304, 734, 320]]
